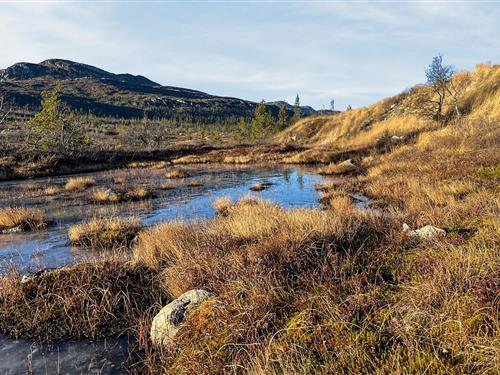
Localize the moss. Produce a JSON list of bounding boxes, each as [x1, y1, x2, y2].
[[476, 166, 500, 179]]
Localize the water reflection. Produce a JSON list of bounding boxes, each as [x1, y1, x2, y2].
[[0, 165, 325, 273]]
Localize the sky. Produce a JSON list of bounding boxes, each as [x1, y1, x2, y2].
[[0, 1, 498, 110]]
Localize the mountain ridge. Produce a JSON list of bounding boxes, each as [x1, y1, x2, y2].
[[0, 59, 318, 123]]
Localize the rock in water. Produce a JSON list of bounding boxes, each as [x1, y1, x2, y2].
[[150, 289, 211, 346], [403, 223, 446, 239]]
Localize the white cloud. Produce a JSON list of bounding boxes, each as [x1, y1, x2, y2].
[[0, 2, 498, 109]]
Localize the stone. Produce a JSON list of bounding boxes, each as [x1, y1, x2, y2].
[[403, 223, 446, 239], [391, 135, 404, 142], [336, 159, 356, 173], [150, 289, 211, 347]]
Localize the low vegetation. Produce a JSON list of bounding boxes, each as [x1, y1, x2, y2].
[[0, 60, 497, 374], [68, 217, 141, 248], [89, 187, 153, 204], [165, 169, 192, 179], [0, 207, 47, 232], [65, 177, 96, 191], [0, 260, 167, 341]]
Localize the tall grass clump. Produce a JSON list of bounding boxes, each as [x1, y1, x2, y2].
[[0, 207, 47, 232], [65, 176, 96, 191], [68, 217, 141, 247], [0, 260, 167, 341], [165, 169, 192, 179]]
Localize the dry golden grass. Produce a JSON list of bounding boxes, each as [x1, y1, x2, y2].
[[165, 169, 192, 179], [0, 259, 167, 341], [125, 187, 153, 201], [128, 160, 168, 169], [319, 159, 357, 175], [277, 64, 499, 151], [283, 149, 338, 164], [172, 155, 211, 164], [213, 196, 232, 216], [68, 216, 141, 248], [65, 177, 96, 191], [89, 187, 122, 204], [22, 182, 40, 191], [43, 185, 60, 196], [0, 207, 47, 231], [223, 155, 252, 164]]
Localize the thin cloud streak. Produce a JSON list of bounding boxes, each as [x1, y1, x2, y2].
[[0, 2, 498, 109]]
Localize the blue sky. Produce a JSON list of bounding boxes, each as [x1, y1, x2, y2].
[[0, 1, 498, 109]]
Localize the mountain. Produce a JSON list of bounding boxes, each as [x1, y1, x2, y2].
[[0, 59, 286, 123]]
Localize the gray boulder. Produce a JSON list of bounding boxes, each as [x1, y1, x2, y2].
[[403, 223, 446, 239], [150, 289, 211, 346]]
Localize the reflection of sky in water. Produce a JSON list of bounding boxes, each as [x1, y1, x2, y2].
[[0, 334, 128, 375], [0, 166, 325, 273]]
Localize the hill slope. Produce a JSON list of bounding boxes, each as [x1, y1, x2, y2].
[[0, 59, 296, 123], [277, 63, 500, 149]]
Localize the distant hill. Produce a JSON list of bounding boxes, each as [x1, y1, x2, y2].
[[0, 59, 301, 123]]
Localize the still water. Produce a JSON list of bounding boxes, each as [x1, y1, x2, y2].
[[0, 164, 326, 374]]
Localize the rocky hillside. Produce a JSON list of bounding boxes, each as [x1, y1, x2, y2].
[[0, 59, 297, 123], [277, 63, 499, 148]]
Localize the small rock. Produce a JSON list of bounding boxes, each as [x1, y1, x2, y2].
[[391, 135, 404, 141], [337, 159, 356, 172], [150, 289, 211, 347], [20, 267, 66, 284], [104, 189, 117, 198], [403, 223, 446, 239]]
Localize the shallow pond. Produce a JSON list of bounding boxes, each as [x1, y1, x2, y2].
[[0, 165, 326, 273], [0, 164, 326, 373]]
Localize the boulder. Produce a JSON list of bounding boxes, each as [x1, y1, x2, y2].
[[150, 289, 211, 347], [336, 159, 357, 173], [403, 223, 446, 239]]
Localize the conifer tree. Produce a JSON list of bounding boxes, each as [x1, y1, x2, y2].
[[277, 104, 288, 131], [28, 81, 89, 155], [250, 100, 269, 140], [292, 94, 301, 123]]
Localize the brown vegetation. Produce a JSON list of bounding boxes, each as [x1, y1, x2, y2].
[[0, 207, 47, 232], [0, 63, 498, 374], [65, 177, 96, 191], [165, 169, 192, 179], [68, 217, 141, 248]]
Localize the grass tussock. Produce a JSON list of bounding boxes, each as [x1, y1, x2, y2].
[[0, 207, 47, 232], [319, 159, 357, 175], [68, 217, 141, 248], [165, 169, 192, 179], [172, 155, 211, 164], [128, 160, 168, 169], [65, 177, 96, 191], [89, 187, 153, 204], [43, 185, 61, 196], [0, 260, 167, 341]]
